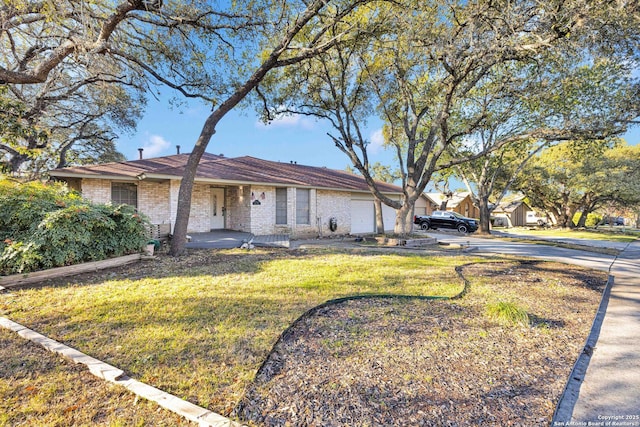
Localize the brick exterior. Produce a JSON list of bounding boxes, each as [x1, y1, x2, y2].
[[138, 181, 170, 225], [80, 179, 111, 204], [226, 185, 251, 232], [78, 179, 385, 237], [317, 190, 351, 236]]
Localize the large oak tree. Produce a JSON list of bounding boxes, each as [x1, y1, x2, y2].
[[1, 0, 258, 173], [257, 0, 640, 234]]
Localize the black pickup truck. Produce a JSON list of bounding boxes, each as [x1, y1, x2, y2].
[[413, 210, 479, 233]]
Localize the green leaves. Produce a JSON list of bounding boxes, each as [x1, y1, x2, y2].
[[0, 180, 149, 274]]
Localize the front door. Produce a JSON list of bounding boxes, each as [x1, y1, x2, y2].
[[210, 188, 225, 230]]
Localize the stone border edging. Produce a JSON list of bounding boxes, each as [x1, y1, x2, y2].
[[0, 253, 144, 289], [550, 274, 614, 423], [0, 316, 243, 427]]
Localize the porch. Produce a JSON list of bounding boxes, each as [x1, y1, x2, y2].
[[185, 230, 290, 249]]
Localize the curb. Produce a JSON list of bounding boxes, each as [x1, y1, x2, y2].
[[550, 274, 614, 423], [0, 317, 243, 427]]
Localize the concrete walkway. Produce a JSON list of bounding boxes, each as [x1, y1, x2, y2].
[[185, 231, 290, 249], [429, 232, 640, 422], [566, 240, 640, 424]]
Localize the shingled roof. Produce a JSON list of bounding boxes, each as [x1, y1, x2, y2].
[[424, 192, 472, 208], [50, 153, 402, 194]]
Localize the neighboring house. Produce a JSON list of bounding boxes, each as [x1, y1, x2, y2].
[[492, 197, 556, 227], [492, 198, 532, 227], [423, 192, 479, 219], [49, 153, 404, 237]]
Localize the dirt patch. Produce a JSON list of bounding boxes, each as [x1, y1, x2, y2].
[[234, 260, 607, 426]]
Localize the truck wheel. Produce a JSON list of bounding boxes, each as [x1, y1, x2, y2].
[[420, 222, 430, 230], [457, 224, 468, 233]]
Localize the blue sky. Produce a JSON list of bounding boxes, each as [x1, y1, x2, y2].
[[119, 94, 392, 171], [118, 93, 640, 187]]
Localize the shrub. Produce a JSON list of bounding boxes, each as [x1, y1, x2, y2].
[[572, 211, 602, 228], [0, 180, 149, 275], [0, 179, 82, 244], [485, 301, 530, 326]]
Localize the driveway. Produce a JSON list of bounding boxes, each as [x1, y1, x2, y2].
[[427, 230, 619, 272], [491, 229, 632, 251]]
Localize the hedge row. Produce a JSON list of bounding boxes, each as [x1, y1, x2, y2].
[[0, 179, 150, 275]]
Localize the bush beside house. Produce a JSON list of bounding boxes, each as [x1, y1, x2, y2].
[[0, 179, 150, 275]]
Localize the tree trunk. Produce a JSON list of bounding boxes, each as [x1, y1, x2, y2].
[[393, 202, 415, 236], [169, 0, 336, 255], [170, 117, 217, 256], [9, 152, 28, 173], [374, 198, 384, 234], [477, 197, 492, 234]]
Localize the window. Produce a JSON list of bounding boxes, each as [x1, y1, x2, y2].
[[111, 182, 137, 208], [296, 188, 310, 225], [276, 188, 287, 225]]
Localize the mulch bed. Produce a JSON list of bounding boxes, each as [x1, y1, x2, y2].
[[234, 260, 607, 426]]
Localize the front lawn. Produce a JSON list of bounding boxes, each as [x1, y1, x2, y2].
[[1, 249, 467, 418], [0, 248, 607, 425], [0, 327, 192, 426]]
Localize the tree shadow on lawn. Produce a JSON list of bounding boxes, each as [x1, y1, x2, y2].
[[18, 249, 280, 290]]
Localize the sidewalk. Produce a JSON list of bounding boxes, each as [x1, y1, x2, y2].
[[562, 240, 640, 423]]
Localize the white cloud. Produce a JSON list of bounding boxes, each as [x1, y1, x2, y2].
[[142, 134, 171, 158], [368, 128, 385, 154]]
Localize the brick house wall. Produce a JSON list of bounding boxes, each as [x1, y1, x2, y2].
[[80, 179, 210, 233], [79, 178, 389, 237], [138, 181, 170, 225], [233, 186, 354, 237], [317, 190, 351, 236], [80, 179, 111, 204], [188, 183, 212, 232], [226, 185, 251, 232]]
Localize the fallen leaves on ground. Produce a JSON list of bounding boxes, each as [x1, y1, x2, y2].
[[234, 261, 606, 426]]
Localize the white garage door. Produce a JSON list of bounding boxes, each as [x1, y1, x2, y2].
[[350, 200, 374, 234], [381, 204, 397, 233]]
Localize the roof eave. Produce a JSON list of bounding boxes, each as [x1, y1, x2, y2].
[[49, 171, 402, 195], [141, 173, 401, 194], [49, 171, 138, 181]]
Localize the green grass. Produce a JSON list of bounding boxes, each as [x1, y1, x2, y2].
[[1, 249, 471, 416], [503, 227, 639, 242], [485, 301, 530, 326]]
